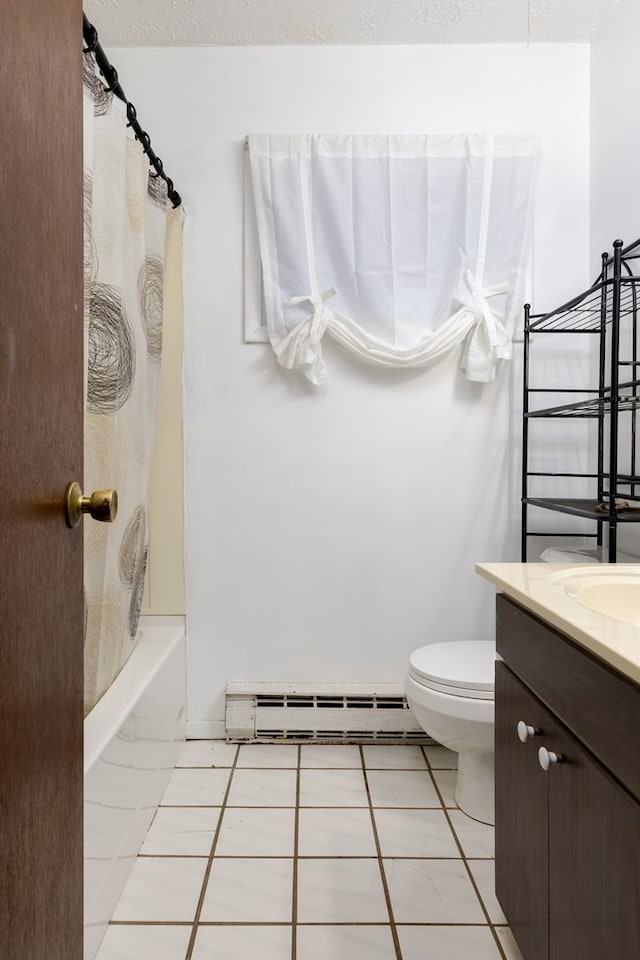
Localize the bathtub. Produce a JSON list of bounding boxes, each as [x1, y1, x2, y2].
[[84, 616, 186, 960]]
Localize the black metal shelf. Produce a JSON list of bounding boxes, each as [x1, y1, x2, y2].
[[525, 390, 640, 419], [526, 276, 640, 334], [521, 237, 640, 562], [524, 498, 640, 523]]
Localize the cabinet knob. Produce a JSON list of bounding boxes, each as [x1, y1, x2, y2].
[[517, 721, 538, 743], [538, 746, 562, 771]]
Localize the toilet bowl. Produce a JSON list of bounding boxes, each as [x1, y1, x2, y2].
[[405, 640, 495, 825]]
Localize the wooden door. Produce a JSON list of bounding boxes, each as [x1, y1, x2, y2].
[[0, 1, 84, 958], [495, 663, 550, 960], [549, 723, 640, 959]]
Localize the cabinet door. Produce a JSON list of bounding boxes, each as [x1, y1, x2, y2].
[[495, 662, 551, 960], [549, 722, 640, 960]]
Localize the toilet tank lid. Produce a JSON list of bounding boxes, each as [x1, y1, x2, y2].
[[409, 641, 495, 692]]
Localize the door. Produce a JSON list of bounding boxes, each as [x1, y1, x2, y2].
[[549, 720, 640, 959], [495, 662, 550, 960], [0, 1, 84, 959]]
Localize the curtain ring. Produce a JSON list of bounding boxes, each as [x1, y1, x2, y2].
[[136, 130, 152, 154], [149, 158, 164, 179], [126, 102, 137, 127], [83, 24, 99, 54], [104, 66, 119, 93]]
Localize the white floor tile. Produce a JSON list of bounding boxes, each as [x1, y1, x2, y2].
[[226, 769, 297, 807], [191, 924, 291, 960], [300, 744, 362, 768], [424, 745, 458, 769], [494, 925, 525, 959], [468, 859, 507, 923], [374, 808, 459, 858], [367, 769, 440, 808], [296, 924, 397, 959], [176, 741, 237, 768], [235, 743, 298, 768], [299, 768, 368, 807], [160, 769, 231, 806], [384, 859, 485, 923], [297, 808, 376, 856], [432, 768, 458, 807], [141, 807, 220, 856], [215, 808, 295, 856], [199, 858, 293, 922], [297, 858, 388, 923], [448, 810, 495, 858], [362, 745, 427, 769], [95, 924, 192, 960], [105, 743, 510, 955], [397, 924, 503, 959], [112, 857, 207, 922]]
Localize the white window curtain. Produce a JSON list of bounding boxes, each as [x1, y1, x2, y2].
[[248, 134, 538, 385]]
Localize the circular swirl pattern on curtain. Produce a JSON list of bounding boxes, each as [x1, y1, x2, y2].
[[128, 545, 148, 640], [147, 173, 168, 209], [119, 506, 146, 589], [84, 172, 98, 286], [119, 506, 148, 639], [87, 282, 136, 414], [138, 256, 164, 363], [83, 54, 114, 117]]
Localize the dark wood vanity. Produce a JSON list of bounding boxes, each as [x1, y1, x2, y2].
[[495, 594, 640, 959]]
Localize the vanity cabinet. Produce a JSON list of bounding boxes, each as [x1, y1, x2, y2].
[[495, 595, 640, 960]]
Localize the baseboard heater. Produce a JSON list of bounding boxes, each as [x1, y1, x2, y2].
[[225, 682, 433, 744]]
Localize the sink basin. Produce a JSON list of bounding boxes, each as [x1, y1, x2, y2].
[[549, 567, 640, 626], [572, 581, 640, 626]]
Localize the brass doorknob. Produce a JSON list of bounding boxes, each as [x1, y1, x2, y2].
[[65, 481, 118, 528]]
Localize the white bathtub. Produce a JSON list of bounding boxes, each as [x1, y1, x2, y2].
[[84, 616, 186, 960]]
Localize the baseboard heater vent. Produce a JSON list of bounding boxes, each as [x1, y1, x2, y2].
[[225, 682, 433, 744]]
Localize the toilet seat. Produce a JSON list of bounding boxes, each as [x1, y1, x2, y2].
[[408, 641, 495, 701]]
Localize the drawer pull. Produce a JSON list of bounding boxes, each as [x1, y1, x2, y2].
[[538, 747, 562, 771], [517, 721, 538, 743]]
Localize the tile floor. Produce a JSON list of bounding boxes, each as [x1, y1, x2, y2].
[[96, 742, 524, 960]]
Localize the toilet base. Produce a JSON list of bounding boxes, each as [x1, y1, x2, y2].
[[454, 749, 494, 825]]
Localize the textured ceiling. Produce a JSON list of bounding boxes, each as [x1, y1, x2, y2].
[[85, 0, 620, 46]]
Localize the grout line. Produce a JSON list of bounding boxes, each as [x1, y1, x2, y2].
[[291, 745, 300, 960], [419, 746, 509, 960], [183, 743, 241, 960], [130, 855, 494, 862], [107, 921, 196, 927], [360, 745, 403, 960], [159, 803, 456, 810], [109, 919, 508, 927]]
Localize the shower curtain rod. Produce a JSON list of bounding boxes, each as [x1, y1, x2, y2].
[[82, 14, 182, 208]]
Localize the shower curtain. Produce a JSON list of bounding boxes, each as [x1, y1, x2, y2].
[[82, 55, 184, 714]]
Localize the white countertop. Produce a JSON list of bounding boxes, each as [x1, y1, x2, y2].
[[476, 562, 640, 686]]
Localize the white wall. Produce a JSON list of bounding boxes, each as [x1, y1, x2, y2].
[[113, 44, 590, 734], [591, 0, 640, 260], [591, 0, 640, 559]]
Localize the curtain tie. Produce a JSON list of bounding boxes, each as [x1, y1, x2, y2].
[[462, 271, 511, 382], [286, 288, 337, 345], [466, 271, 510, 347], [273, 288, 337, 385]]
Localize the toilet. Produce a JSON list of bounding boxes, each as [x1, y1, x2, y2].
[[405, 640, 495, 825]]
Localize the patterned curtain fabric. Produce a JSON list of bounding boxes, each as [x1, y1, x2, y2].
[[82, 55, 181, 714]]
